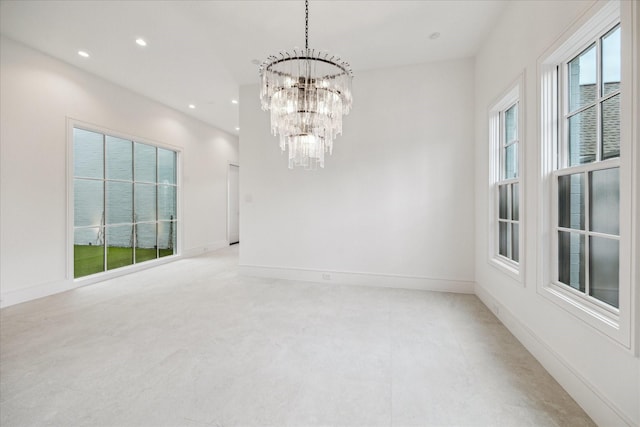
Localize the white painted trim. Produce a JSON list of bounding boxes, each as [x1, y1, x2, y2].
[[72, 253, 181, 287], [0, 279, 74, 309], [66, 117, 184, 276], [540, 1, 620, 66], [475, 284, 635, 427], [537, 0, 633, 350], [487, 72, 526, 284], [631, 0, 640, 358], [67, 117, 184, 153], [239, 264, 475, 294], [226, 163, 240, 245], [66, 118, 75, 281]]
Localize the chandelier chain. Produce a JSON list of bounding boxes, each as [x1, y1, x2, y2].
[[305, 0, 309, 50]]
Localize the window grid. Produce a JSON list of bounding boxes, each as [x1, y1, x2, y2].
[[497, 181, 519, 264], [537, 0, 632, 347], [496, 101, 520, 266], [554, 166, 620, 305], [73, 128, 177, 279], [561, 27, 621, 169], [553, 23, 620, 310]]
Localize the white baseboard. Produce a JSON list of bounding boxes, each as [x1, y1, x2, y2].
[[2, 252, 633, 426], [239, 264, 475, 294], [475, 284, 635, 427], [182, 240, 229, 258], [0, 279, 75, 309]]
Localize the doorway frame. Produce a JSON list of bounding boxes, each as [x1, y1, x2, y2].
[[227, 163, 240, 245]]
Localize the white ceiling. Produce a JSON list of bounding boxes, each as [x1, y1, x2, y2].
[[0, 0, 506, 136]]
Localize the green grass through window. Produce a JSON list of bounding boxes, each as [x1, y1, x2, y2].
[[74, 245, 174, 278]]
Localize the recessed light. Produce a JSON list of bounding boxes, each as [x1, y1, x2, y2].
[[188, 104, 196, 109], [231, 99, 238, 104], [136, 38, 147, 47], [78, 50, 90, 58], [235, 127, 240, 131], [429, 32, 441, 40]]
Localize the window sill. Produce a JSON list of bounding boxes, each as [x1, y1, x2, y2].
[[489, 256, 524, 285], [73, 254, 180, 287], [539, 281, 630, 350]]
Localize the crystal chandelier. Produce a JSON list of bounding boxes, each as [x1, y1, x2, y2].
[[259, 0, 353, 169]]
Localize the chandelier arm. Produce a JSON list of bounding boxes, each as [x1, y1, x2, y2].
[[270, 85, 347, 100], [262, 56, 353, 77]]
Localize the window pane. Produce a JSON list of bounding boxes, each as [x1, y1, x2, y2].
[[512, 183, 519, 221], [135, 183, 156, 222], [135, 142, 156, 182], [158, 185, 176, 221], [106, 136, 132, 181], [74, 179, 103, 227], [106, 225, 133, 270], [75, 129, 179, 275], [504, 143, 518, 179], [558, 173, 584, 230], [106, 182, 133, 225], [158, 148, 176, 184], [74, 128, 103, 179], [589, 236, 619, 308], [158, 221, 176, 258], [589, 168, 619, 235], [568, 106, 596, 166], [504, 104, 518, 143], [74, 227, 104, 278], [512, 223, 519, 263], [74, 226, 102, 246], [498, 185, 509, 219], [135, 223, 157, 263], [602, 26, 621, 96], [499, 222, 508, 257], [601, 94, 620, 160], [568, 44, 596, 112], [558, 231, 585, 292]]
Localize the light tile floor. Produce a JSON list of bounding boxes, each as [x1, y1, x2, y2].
[[1, 246, 595, 426]]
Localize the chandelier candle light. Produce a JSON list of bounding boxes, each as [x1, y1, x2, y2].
[[259, 0, 353, 169]]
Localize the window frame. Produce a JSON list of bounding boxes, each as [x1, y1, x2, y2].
[[488, 74, 525, 282], [538, 0, 635, 350], [67, 119, 182, 286]]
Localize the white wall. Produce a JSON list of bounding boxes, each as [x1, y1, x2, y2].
[[0, 37, 239, 307], [474, 1, 639, 426], [239, 58, 475, 292]]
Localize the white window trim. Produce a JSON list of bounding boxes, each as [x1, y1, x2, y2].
[[66, 118, 184, 287], [488, 73, 525, 283], [537, 0, 636, 351]]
